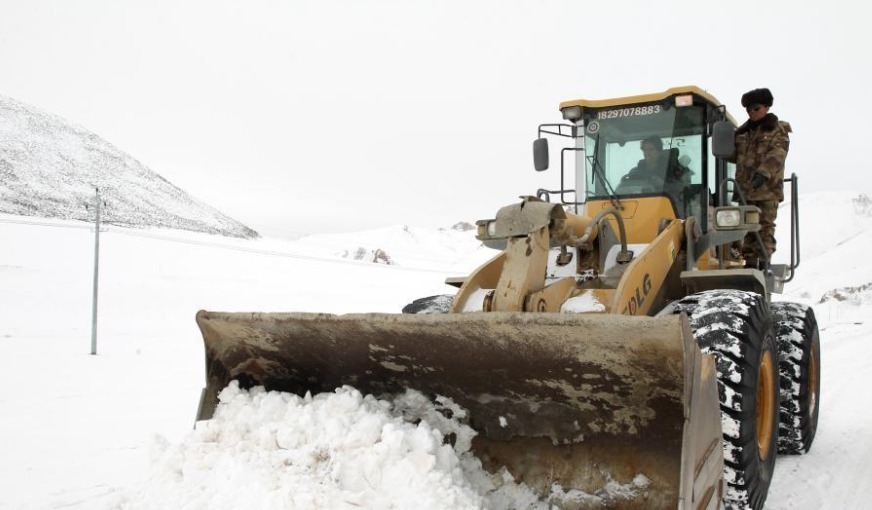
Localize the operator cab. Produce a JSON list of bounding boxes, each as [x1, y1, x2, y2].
[[534, 86, 738, 232]]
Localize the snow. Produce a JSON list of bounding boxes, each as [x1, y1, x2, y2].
[[2, 190, 872, 509], [560, 291, 605, 313], [116, 385, 495, 510]]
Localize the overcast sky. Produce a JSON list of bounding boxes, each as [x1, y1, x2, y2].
[[1, 0, 869, 237]]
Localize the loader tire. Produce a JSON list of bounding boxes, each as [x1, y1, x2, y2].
[[771, 301, 821, 455], [401, 294, 454, 314], [671, 290, 779, 510]]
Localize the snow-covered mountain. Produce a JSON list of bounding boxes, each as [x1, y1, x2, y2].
[[0, 94, 258, 238]]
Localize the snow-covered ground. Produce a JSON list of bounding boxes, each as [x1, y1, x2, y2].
[[1, 191, 871, 509]]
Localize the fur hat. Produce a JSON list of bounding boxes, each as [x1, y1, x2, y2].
[[741, 88, 774, 108]]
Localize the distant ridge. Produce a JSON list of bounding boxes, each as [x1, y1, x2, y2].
[[0, 94, 257, 238]]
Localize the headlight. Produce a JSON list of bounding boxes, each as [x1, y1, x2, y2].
[[561, 106, 583, 122], [476, 220, 497, 239], [716, 209, 742, 228], [675, 94, 693, 107], [487, 220, 497, 237], [712, 205, 761, 232]]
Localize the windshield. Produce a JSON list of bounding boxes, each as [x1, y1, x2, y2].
[[575, 103, 705, 217]]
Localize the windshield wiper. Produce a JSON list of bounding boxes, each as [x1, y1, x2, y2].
[[587, 134, 622, 209]]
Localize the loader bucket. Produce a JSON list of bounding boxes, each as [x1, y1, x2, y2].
[[195, 311, 723, 509]]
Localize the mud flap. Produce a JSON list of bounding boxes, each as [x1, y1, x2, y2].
[[195, 310, 722, 509]]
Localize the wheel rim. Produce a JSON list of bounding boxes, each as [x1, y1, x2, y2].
[[809, 348, 819, 418], [757, 350, 776, 460]]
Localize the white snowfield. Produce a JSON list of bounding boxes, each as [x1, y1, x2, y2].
[[1, 191, 871, 509]]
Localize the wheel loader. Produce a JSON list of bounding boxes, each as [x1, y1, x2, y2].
[[194, 86, 821, 509]]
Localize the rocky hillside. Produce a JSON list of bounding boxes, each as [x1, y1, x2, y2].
[[0, 94, 257, 238]]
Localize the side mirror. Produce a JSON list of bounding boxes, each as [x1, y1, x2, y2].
[[712, 120, 736, 159], [533, 138, 549, 171]]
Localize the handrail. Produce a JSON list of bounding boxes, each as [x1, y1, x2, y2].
[[716, 175, 801, 281], [783, 173, 800, 282]]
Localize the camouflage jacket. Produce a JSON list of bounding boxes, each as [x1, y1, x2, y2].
[[732, 113, 792, 202]]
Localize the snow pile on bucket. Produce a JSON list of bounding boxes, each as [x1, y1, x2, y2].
[[113, 384, 649, 509]]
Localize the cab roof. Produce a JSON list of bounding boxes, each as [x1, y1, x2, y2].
[[559, 85, 738, 125]]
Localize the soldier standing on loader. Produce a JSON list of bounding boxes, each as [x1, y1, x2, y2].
[[732, 87, 792, 269]]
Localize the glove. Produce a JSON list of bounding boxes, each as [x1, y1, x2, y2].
[[751, 171, 768, 191]]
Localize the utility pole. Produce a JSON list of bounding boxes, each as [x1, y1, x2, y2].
[[89, 187, 102, 355]]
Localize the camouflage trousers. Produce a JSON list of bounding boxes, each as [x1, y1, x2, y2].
[[741, 200, 778, 266]]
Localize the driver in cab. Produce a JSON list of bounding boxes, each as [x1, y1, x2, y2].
[[621, 136, 690, 196]]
